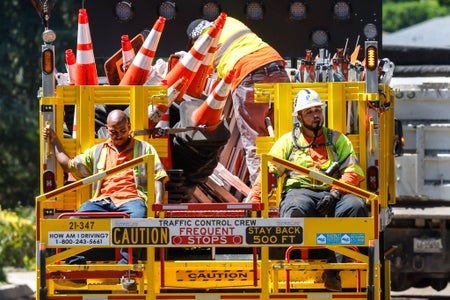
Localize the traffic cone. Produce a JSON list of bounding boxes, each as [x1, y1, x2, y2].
[[72, 107, 77, 138], [186, 12, 226, 98], [185, 32, 219, 98], [121, 35, 135, 73], [155, 110, 170, 128], [75, 8, 98, 85], [163, 13, 225, 100], [191, 69, 236, 132], [120, 16, 165, 85], [65, 49, 76, 85], [148, 77, 189, 130]]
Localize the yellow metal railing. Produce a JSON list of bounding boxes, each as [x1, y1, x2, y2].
[[255, 82, 396, 209], [39, 85, 168, 210], [35, 83, 394, 300], [261, 154, 381, 299]]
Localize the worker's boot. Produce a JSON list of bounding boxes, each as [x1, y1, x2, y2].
[[323, 250, 342, 292], [121, 276, 137, 292], [322, 270, 342, 292]]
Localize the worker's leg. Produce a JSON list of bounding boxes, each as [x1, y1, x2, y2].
[[116, 199, 147, 218], [65, 200, 111, 264], [279, 189, 342, 291], [331, 193, 369, 287], [115, 199, 147, 264], [334, 194, 369, 217], [231, 63, 290, 185], [78, 199, 111, 212], [279, 188, 322, 217]]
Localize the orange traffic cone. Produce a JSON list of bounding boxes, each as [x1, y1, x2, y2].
[[163, 13, 225, 101], [75, 8, 98, 85], [156, 110, 170, 128], [72, 108, 77, 138], [186, 31, 219, 98], [121, 35, 135, 73], [148, 77, 189, 130], [185, 13, 226, 98], [65, 49, 77, 85], [191, 69, 236, 131], [166, 77, 189, 108], [120, 17, 165, 85]]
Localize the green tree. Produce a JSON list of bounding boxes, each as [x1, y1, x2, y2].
[[438, 0, 450, 6], [0, 1, 77, 209], [383, 0, 450, 32], [0, 0, 448, 210]]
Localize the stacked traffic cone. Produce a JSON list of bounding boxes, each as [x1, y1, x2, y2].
[[120, 17, 165, 85], [185, 33, 218, 99], [72, 106, 77, 138], [121, 35, 135, 74], [186, 13, 225, 98], [155, 110, 170, 128], [163, 13, 226, 102], [191, 69, 236, 132], [65, 49, 77, 85], [148, 77, 189, 130], [75, 8, 98, 85]]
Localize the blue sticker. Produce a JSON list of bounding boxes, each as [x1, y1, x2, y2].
[[316, 233, 365, 245]]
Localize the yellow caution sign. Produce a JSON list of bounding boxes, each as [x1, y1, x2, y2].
[[112, 227, 169, 245], [177, 270, 254, 281]]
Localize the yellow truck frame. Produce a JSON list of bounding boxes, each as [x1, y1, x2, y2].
[[36, 81, 396, 300]]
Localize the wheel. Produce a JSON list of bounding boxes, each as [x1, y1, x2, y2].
[[390, 273, 412, 291], [431, 278, 448, 291]]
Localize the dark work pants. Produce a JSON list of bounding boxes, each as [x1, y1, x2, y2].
[[279, 188, 369, 264]]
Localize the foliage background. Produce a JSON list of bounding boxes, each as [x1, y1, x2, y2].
[[383, 0, 450, 32], [0, 0, 448, 276], [0, 1, 78, 210]]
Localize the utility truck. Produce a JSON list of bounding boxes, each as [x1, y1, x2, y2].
[[34, 1, 407, 299], [385, 75, 450, 292]]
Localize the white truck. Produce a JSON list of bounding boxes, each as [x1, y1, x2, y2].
[[387, 76, 450, 291]]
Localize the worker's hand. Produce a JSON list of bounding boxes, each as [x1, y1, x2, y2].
[[248, 191, 261, 203], [42, 126, 57, 144], [174, 51, 187, 59], [316, 191, 340, 216]]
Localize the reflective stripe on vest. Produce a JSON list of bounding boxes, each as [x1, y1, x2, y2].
[[214, 29, 251, 66]]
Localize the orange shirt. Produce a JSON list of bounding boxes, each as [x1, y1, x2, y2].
[[304, 134, 361, 190], [96, 140, 141, 207]]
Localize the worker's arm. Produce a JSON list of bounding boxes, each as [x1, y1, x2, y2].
[[248, 173, 262, 203], [154, 179, 165, 204], [248, 171, 278, 203], [43, 126, 71, 173], [332, 132, 365, 192]]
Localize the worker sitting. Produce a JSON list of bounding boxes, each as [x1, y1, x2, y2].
[[249, 88, 369, 292], [43, 109, 168, 290]]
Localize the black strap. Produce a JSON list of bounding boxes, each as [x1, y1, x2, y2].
[[132, 124, 216, 137]]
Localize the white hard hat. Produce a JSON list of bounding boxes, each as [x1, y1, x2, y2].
[[292, 88, 325, 115]]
